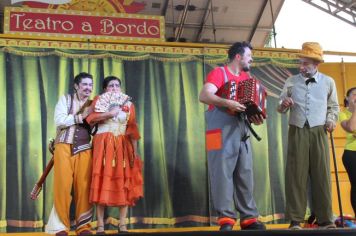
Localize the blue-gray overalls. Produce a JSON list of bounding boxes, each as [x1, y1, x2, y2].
[[206, 67, 259, 221]]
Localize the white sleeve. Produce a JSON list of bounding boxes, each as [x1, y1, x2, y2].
[[326, 79, 340, 123], [54, 95, 76, 129]]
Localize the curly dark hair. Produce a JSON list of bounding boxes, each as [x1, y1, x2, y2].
[[227, 41, 253, 62]]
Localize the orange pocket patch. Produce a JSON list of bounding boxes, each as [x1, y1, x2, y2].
[[206, 129, 222, 151]]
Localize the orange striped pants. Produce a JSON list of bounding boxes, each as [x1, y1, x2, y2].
[[53, 143, 93, 234]]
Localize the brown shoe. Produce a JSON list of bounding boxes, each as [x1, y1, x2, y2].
[[78, 229, 93, 235], [55, 231, 68, 236]]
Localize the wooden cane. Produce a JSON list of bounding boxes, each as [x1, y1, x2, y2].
[[330, 132, 344, 227]]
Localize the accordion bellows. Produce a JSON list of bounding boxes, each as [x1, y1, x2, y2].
[[95, 91, 131, 113], [218, 78, 267, 118]]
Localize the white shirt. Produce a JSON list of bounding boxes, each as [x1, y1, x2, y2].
[[54, 94, 85, 144]]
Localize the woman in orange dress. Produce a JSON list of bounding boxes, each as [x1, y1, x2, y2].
[[86, 76, 143, 234]]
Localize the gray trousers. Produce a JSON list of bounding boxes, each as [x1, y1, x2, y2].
[[285, 125, 333, 223], [206, 108, 259, 220]]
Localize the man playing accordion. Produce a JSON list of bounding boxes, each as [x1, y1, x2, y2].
[[199, 41, 265, 231]]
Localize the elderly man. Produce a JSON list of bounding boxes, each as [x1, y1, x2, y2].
[[277, 42, 339, 229]]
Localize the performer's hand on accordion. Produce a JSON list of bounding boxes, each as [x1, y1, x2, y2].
[[249, 114, 265, 125], [218, 78, 267, 120], [225, 100, 246, 113]]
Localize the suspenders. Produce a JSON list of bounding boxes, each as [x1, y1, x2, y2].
[[220, 66, 229, 83], [219, 66, 262, 141]]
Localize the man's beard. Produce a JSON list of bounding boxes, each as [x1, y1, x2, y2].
[[240, 61, 250, 72], [300, 70, 313, 78], [242, 66, 250, 72]]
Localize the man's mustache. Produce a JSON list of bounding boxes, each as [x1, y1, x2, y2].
[[300, 70, 312, 78]]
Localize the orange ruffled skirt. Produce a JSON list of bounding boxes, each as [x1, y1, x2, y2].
[[89, 132, 143, 206]]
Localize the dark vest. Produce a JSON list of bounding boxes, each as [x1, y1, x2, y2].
[[55, 94, 92, 155]]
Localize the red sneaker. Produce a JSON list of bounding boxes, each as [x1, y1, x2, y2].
[[241, 218, 266, 230]]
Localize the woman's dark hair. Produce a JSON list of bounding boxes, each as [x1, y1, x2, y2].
[[344, 87, 356, 107], [227, 41, 253, 62], [74, 72, 93, 86], [102, 76, 121, 90]]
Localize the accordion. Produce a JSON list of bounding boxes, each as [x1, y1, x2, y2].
[[218, 78, 267, 119]]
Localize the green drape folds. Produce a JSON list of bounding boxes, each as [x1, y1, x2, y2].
[[0, 51, 6, 232], [0, 46, 298, 232]]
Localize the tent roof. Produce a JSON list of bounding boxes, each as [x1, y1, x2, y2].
[[0, 0, 355, 47], [302, 0, 356, 28], [138, 0, 285, 47]]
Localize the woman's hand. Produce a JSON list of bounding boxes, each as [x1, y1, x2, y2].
[[109, 106, 121, 118]]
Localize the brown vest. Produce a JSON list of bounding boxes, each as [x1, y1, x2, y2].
[[55, 94, 92, 155]]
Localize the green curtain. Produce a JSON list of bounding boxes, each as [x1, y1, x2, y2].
[[0, 50, 6, 232], [0, 46, 297, 232], [122, 60, 207, 228]]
